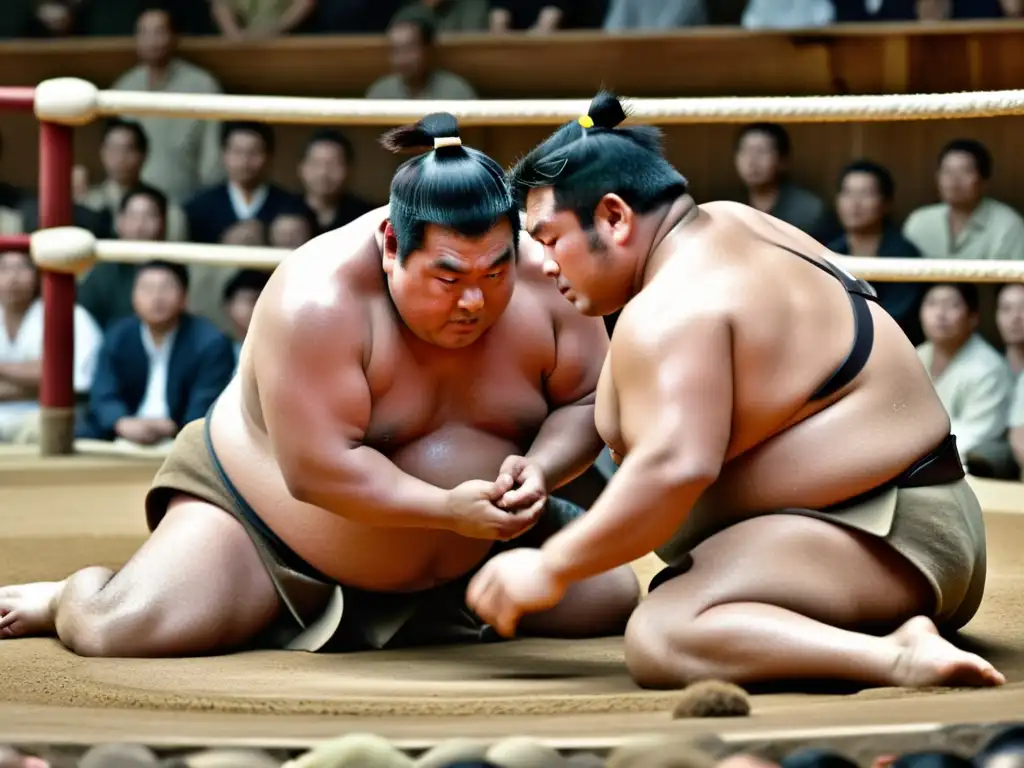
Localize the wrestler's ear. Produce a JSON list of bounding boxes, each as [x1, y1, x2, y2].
[[382, 220, 399, 275], [594, 193, 633, 247]]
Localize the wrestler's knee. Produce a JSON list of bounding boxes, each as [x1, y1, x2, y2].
[[54, 567, 124, 657], [624, 595, 704, 689]]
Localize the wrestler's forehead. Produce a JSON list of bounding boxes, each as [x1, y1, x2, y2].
[[523, 187, 560, 234], [418, 221, 512, 267]]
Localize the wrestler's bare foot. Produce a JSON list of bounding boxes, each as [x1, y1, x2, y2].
[[0, 581, 65, 638], [889, 616, 1004, 687]]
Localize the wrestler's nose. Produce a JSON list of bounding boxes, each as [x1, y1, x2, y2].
[[542, 258, 561, 278], [458, 286, 485, 312]]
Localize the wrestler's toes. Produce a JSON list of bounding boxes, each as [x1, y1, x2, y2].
[[890, 617, 1004, 688], [0, 582, 63, 638]]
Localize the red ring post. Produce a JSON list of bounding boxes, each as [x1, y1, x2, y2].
[[39, 121, 76, 456]]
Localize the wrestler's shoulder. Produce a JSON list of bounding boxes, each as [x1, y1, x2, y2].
[[258, 223, 383, 328]]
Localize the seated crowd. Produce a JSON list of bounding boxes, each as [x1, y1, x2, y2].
[[1, 0, 1022, 40]]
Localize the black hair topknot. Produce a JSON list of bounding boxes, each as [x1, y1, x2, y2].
[[379, 113, 519, 262]]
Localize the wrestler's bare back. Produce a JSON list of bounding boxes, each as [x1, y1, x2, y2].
[[597, 200, 951, 514], [210, 209, 597, 593]]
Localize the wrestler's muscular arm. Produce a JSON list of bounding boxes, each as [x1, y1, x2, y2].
[[257, 290, 524, 538], [524, 279, 610, 491], [540, 303, 735, 583]]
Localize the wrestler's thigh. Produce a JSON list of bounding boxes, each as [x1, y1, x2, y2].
[[98, 493, 280, 654], [519, 565, 640, 638], [640, 514, 933, 629]]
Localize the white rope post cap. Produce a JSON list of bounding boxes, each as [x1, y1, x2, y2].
[[31, 227, 98, 275], [34, 77, 99, 126], [433, 136, 462, 149]]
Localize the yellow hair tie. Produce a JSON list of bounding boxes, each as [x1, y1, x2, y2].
[[577, 115, 594, 129]]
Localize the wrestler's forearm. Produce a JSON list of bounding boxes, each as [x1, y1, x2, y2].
[[540, 450, 712, 583], [526, 402, 604, 491], [294, 446, 455, 530]]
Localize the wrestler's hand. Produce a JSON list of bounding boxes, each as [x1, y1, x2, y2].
[[446, 478, 543, 541], [466, 548, 568, 637], [495, 455, 547, 513]]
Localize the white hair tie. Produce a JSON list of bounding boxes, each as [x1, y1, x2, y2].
[[433, 136, 462, 149]]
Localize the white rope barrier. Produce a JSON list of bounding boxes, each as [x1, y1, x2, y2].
[[31, 77, 1024, 127], [28, 227, 1024, 283]]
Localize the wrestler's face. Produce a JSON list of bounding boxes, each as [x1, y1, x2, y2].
[[524, 187, 634, 317], [0, 252, 38, 310], [116, 194, 165, 242], [937, 150, 983, 208], [920, 285, 976, 347], [997, 284, 1024, 345], [836, 171, 888, 233], [383, 220, 515, 349]]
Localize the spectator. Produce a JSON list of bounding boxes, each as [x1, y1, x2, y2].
[[184, 122, 304, 244], [903, 139, 1024, 260], [312, 0, 402, 32], [77, 185, 168, 330], [997, 283, 1024, 377], [32, 0, 80, 36], [77, 118, 188, 242], [74, 0, 213, 35], [832, 0, 916, 20], [489, 0, 568, 31], [604, 0, 707, 29], [222, 269, 270, 363], [734, 122, 830, 241], [221, 219, 267, 246], [401, 0, 488, 31], [741, 0, 834, 27], [192, 220, 269, 337], [298, 130, 374, 234], [209, 0, 317, 39], [110, 4, 224, 204], [0, 132, 25, 213], [269, 212, 314, 249], [78, 261, 235, 445], [917, 282, 1013, 466], [0, 250, 102, 444], [827, 160, 925, 343], [366, 7, 477, 100]]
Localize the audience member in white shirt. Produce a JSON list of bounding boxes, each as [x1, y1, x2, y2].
[[916, 283, 1015, 473], [0, 250, 103, 442]]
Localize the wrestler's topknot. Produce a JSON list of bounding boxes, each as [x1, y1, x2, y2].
[[379, 113, 519, 262], [508, 90, 687, 228], [586, 90, 628, 130], [380, 112, 461, 156]]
